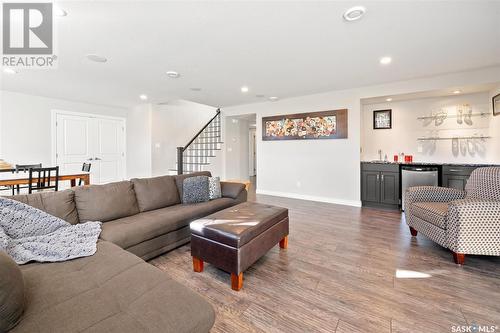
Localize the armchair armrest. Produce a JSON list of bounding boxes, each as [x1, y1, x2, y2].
[[220, 181, 247, 201], [404, 186, 465, 211], [447, 199, 500, 255]]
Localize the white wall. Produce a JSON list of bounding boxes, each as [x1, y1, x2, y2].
[[225, 89, 362, 207], [0, 92, 220, 179], [223, 66, 500, 206], [126, 104, 152, 179], [489, 85, 500, 162], [361, 92, 495, 163], [0, 91, 127, 166], [151, 100, 218, 176]]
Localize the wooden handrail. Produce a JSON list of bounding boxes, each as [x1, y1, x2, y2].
[[182, 108, 221, 151], [176, 108, 221, 174]]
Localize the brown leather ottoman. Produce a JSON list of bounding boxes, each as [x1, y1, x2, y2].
[[190, 202, 289, 291]]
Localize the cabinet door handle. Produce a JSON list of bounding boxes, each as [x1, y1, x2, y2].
[[449, 169, 461, 172], [381, 174, 384, 182], [376, 174, 379, 181]]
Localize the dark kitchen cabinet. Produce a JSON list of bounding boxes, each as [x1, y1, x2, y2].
[[442, 166, 476, 191], [380, 172, 399, 205], [361, 171, 380, 203], [442, 175, 469, 191], [361, 163, 399, 209]]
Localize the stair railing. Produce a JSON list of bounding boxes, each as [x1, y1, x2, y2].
[[176, 108, 221, 175]]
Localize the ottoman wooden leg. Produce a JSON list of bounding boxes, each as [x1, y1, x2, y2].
[[231, 272, 243, 291], [193, 257, 204, 272], [279, 236, 288, 249]]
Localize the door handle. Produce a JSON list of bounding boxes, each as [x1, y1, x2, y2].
[[381, 174, 384, 182], [376, 174, 379, 181], [87, 158, 94, 161], [94, 157, 102, 161]]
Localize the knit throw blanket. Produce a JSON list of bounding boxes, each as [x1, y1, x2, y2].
[[0, 197, 101, 264]]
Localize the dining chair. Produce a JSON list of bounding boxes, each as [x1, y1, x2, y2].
[[0, 169, 14, 194], [15, 163, 42, 194], [79, 162, 92, 186], [28, 166, 59, 194]]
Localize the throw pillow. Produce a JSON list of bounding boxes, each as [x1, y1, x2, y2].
[[208, 177, 222, 200], [182, 176, 210, 204], [0, 252, 25, 332]]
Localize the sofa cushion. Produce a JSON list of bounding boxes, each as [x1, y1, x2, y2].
[[182, 176, 210, 204], [208, 177, 222, 200], [131, 175, 180, 212], [174, 171, 211, 199], [412, 202, 449, 229], [13, 241, 215, 333], [100, 198, 236, 249], [0, 252, 25, 332], [7, 190, 79, 225], [74, 181, 139, 222]]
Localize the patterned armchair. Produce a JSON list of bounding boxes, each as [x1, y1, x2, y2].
[[405, 167, 500, 264]]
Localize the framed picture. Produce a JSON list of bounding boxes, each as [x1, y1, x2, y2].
[[262, 109, 348, 141], [493, 93, 500, 116], [373, 109, 392, 129]]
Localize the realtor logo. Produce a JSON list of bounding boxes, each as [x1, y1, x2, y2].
[[2, 2, 56, 68]]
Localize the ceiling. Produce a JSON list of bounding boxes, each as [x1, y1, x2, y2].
[[361, 82, 500, 105], [1, 1, 500, 108]]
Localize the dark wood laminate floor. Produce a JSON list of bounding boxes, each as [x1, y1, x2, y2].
[[150, 182, 500, 333]]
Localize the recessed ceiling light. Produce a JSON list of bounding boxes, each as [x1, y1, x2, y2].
[[166, 71, 180, 78], [269, 96, 279, 102], [190, 87, 202, 91], [343, 6, 366, 21], [380, 56, 392, 65], [3, 68, 18, 74], [139, 94, 148, 101], [386, 98, 393, 102], [453, 90, 462, 94], [54, 6, 67, 17], [241, 86, 249, 93], [86, 54, 107, 63]]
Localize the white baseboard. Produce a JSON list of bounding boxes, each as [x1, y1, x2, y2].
[[255, 189, 362, 207]]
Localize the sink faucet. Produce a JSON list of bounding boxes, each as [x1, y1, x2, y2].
[[378, 149, 382, 161]]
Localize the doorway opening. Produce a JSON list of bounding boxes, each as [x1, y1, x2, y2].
[[224, 114, 257, 195]]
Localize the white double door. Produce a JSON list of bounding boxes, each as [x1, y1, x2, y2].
[[54, 111, 126, 185]]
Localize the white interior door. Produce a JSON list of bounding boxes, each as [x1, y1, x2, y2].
[[95, 118, 125, 184], [55, 112, 126, 185], [56, 114, 93, 174]]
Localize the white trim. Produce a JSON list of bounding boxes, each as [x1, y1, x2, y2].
[[50, 109, 127, 180], [248, 127, 256, 177], [256, 189, 362, 207], [51, 109, 126, 121]]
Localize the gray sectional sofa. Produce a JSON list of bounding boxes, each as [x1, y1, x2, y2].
[[1, 171, 247, 332]]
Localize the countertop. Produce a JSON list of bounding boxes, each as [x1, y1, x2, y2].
[[361, 161, 499, 167]]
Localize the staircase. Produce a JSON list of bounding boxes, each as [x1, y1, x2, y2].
[[174, 109, 222, 174]]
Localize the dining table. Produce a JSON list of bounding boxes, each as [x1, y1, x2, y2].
[[0, 169, 91, 188]]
